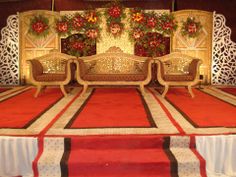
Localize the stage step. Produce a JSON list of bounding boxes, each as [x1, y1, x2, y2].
[[37, 136, 206, 177]]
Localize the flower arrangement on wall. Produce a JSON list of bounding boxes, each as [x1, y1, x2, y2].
[[129, 8, 176, 57], [104, 1, 126, 37], [55, 16, 71, 36], [134, 32, 170, 57], [55, 10, 101, 41], [129, 8, 178, 42], [181, 17, 202, 38], [28, 15, 49, 38], [61, 34, 96, 57]]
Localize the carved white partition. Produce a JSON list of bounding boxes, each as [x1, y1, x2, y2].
[[0, 15, 19, 85], [212, 13, 236, 85]]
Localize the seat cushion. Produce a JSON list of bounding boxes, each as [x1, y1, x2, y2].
[[163, 74, 194, 81], [35, 73, 66, 82], [82, 74, 146, 81]]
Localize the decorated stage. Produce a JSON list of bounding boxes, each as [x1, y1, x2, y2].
[[0, 86, 235, 177]]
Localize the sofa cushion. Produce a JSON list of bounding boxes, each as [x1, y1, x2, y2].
[[82, 74, 146, 81], [35, 73, 66, 82], [163, 74, 194, 81]]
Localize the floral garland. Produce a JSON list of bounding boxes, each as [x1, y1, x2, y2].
[[159, 13, 178, 36], [134, 32, 169, 57], [84, 10, 102, 40], [181, 17, 202, 38], [129, 9, 178, 43], [28, 15, 49, 38], [55, 16, 71, 36], [104, 1, 126, 37], [55, 10, 101, 41], [63, 34, 96, 57]]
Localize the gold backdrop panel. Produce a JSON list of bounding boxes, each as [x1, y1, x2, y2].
[[96, 8, 133, 54], [19, 10, 60, 83], [172, 10, 213, 84]]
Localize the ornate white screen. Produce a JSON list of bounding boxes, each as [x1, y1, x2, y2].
[[212, 13, 236, 85], [0, 15, 19, 85]]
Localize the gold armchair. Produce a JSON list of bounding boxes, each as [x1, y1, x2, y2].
[[155, 52, 202, 98], [27, 50, 76, 97]]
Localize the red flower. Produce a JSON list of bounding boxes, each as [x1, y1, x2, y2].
[[32, 21, 48, 34], [71, 41, 84, 51], [72, 15, 85, 30], [188, 23, 197, 33], [135, 45, 147, 57], [146, 17, 157, 28], [162, 22, 173, 30], [56, 21, 68, 33], [108, 5, 121, 18]]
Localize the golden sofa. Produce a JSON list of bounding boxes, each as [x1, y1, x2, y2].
[[74, 46, 153, 95], [27, 50, 76, 97], [154, 52, 202, 98]]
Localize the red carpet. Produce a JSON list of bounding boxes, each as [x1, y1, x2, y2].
[[64, 136, 175, 177], [165, 88, 236, 127], [0, 88, 63, 128], [0, 88, 9, 93], [68, 88, 155, 128], [41, 136, 206, 177], [219, 87, 236, 96]]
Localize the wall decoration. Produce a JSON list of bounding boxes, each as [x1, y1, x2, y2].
[[28, 14, 50, 38], [212, 13, 236, 85], [159, 13, 178, 36], [56, 10, 101, 40], [181, 17, 202, 38], [104, 1, 126, 37], [55, 16, 71, 36], [134, 32, 170, 57], [61, 34, 96, 57], [0, 15, 19, 85]]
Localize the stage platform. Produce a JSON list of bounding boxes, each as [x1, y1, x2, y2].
[[0, 86, 235, 177]]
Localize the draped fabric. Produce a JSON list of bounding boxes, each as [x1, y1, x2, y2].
[[196, 135, 236, 177], [0, 136, 38, 177]]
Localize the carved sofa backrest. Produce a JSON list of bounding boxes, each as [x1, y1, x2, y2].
[[77, 46, 151, 75], [74, 46, 153, 95]]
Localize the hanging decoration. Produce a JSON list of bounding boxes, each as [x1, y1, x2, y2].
[[134, 32, 170, 57], [181, 17, 202, 38], [159, 13, 178, 36], [104, 1, 126, 37], [129, 8, 176, 57], [84, 10, 102, 40], [55, 10, 101, 41], [28, 14, 50, 38], [55, 16, 71, 36], [129, 9, 178, 42], [61, 34, 96, 57]]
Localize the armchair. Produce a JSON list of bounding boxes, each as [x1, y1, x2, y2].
[[27, 50, 76, 97], [155, 52, 202, 98]]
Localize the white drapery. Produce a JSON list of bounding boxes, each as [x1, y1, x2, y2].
[[196, 135, 236, 177], [0, 136, 38, 177]]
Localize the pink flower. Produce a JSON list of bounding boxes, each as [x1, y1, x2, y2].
[[56, 22, 68, 32], [86, 29, 98, 39]]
